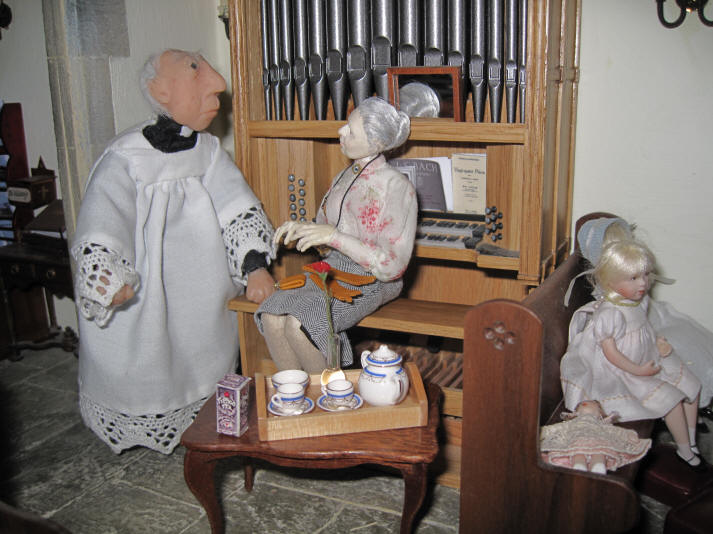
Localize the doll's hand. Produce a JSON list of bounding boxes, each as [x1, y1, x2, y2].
[[656, 336, 673, 357], [636, 360, 661, 376], [291, 223, 336, 252], [246, 268, 276, 304], [275, 222, 336, 252], [110, 284, 135, 307], [273, 221, 298, 247], [274, 221, 313, 248], [94, 270, 135, 307]]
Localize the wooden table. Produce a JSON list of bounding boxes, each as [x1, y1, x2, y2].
[[0, 242, 77, 359], [181, 381, 442, 534]]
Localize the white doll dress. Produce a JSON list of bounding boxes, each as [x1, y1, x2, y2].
[[561, 295, 701, 422], [647, 300, 713, 408], [72, 123, 274, 453]]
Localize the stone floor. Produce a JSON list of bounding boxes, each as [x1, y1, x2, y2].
[[0, 347, 710, 533]]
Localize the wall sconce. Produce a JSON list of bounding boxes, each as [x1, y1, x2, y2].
[[0, 1, 12, 40], [217, 0, 229, 39], [656, 0, 713, 28]]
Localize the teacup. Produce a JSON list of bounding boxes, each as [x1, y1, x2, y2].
[[271, 369, 310, 390], [270, 383, 307, 413], [321, 378, 355, 408]]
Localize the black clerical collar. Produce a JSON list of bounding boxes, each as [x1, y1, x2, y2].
[[142, 115, 198, 153]]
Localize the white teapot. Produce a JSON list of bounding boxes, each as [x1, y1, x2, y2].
[[358, 345, 409, 406]]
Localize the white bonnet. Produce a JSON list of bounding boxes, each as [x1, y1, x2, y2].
[[576, 217, 631, 266]]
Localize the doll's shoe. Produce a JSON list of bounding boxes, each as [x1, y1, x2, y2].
[[700, 406, 713, 421], [676, 451, 709, 473]]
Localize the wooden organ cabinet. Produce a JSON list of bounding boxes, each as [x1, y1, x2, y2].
[[226, 0, 581, 487]]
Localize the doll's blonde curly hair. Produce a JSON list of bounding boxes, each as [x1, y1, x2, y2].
[[593, 239, 656, 304]]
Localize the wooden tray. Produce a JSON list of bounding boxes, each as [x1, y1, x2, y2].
[[256, 362, 428, 441]]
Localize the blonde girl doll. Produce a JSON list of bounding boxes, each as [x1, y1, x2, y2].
[[561, 237, 703, 469], [569, 217, 713, 424]]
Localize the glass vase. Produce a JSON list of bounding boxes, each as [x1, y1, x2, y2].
[[326, 334, 340, 370], [321, 333, 345, 385]]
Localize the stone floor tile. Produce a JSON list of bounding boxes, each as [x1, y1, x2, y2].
[[25, 355, 79, 394], [1, 421, 149, 514], [640, 494, 669, 534], [114, 446, 200, 506], [255, 463, 405, 512], [219, 480, 343, 533], [312, 503, 402, 533], [49, 478, 203, 534], [9, 347, 76, 372], [415, 483, 460, 528], [2, 381, 79, 453], [0, 359, 40, 387]]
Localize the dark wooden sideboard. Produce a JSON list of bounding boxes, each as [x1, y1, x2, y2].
[[0, 241, 77, 360]]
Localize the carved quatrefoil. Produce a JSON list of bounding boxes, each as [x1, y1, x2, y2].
[[483, 321, 517, 350]]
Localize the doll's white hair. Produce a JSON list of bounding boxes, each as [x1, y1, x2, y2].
[[398, 82, 440, 118], [140, 49, 203, 117], [593, 239, 656, 302], [140, 51, 167, 115], [357, 97, 411, 153]]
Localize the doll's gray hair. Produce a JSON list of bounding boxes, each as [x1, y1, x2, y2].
[[357, 97, 411, 153], [398, 82, 440, 118], [140, 51, 168, 116]]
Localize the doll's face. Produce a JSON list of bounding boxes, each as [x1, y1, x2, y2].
[[338, 110, 374, 160], [149, 50, 227, 131], [610, 270, 650, 301], [577, 400, 604, 416]]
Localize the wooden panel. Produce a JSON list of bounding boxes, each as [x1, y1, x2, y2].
[[403, 259, 531, 305], [231, 0, 266, 123], [236, 308, 270, 377], [540, 0, 565, 273], [229, 296, 472, 339], [486, 144, 524, 254], [557, 0, 582, 260], [248, 119, 526, 144]]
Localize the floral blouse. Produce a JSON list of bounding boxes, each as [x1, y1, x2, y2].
[[317, 155, 418, 281]]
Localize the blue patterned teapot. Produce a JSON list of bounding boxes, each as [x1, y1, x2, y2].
[[358, 345, 409, 406]]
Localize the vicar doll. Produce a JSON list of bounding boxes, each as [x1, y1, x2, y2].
[[72, 49, 275, 453]]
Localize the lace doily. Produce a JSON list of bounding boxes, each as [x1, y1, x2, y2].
[[79, 394, 206, 454], [72, 242, 140, 327], [223, 205, 275, 284]]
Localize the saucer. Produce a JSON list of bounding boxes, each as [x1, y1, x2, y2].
[[268, 397, 315, 417], [317, 393, 363, 412]]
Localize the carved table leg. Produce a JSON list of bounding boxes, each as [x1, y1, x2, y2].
[[399, 463, 428, 534], [184, 450, 224, 534], [243, 459, 254, 491]]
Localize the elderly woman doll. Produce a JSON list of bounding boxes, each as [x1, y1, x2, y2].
[[256, 97, 416, 373], [561, 227, 703, 469], [72, 50, 275, 454], [540, 400, 651, 474]]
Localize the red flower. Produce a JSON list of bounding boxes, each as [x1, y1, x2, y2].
[[310, 261, 331, 274]]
